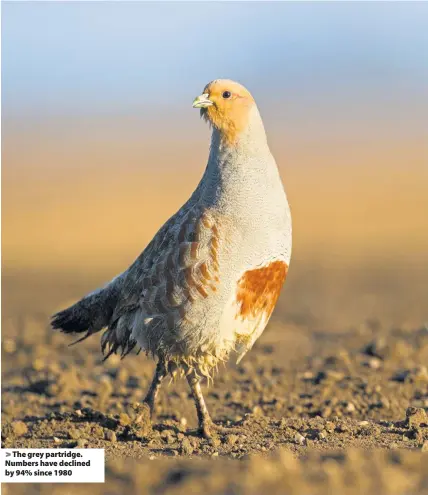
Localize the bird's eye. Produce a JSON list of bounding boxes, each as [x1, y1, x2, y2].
[[222, 91, 231, 99]]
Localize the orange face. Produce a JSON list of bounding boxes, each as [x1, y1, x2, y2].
[[193, 79, 255, 145]]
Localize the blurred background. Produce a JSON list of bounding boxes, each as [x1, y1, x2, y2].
[[2, 1, 428, 334]]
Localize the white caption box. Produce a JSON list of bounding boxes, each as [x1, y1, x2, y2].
[[0, 448, 105, 483]]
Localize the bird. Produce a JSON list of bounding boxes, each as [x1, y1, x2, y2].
[[51, 79, 292, 438]]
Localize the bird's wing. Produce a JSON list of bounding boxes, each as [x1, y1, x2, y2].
[[101, 204, 221, 359]]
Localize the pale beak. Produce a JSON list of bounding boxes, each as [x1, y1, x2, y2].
[[192, 93, 213, 108]]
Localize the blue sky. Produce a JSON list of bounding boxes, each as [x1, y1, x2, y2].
[[3, 1, 428, 120]]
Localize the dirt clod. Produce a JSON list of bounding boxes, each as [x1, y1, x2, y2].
[[180, 437, 193, 455], [105, 430, 117, 443], [2, 421, 29, 439], [406, 407, 427, 428], [118, 413, 132, 427]]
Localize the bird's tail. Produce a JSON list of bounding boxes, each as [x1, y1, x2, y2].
[[51, 286, 118, 346]]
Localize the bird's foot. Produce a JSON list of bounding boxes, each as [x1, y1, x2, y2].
[[199, 420, 248, 439]]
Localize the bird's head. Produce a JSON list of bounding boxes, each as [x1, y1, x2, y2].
[[193, 79, 257, 146]]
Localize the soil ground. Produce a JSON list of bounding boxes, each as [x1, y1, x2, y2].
[[2, 272, 428, 494]]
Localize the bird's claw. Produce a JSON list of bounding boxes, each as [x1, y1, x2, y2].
[[199, 421, 248, 439]]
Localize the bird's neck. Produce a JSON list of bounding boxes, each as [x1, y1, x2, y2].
[[209, 105, 269, 159], [207, 106, 271, 174], [199, 106, 282, 206]]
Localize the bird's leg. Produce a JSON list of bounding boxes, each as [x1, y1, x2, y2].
[[143, 360, 167, 419], [186, 370, 248, 439], [186, 371, 213, 437]]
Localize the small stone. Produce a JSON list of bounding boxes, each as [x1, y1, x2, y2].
[[302, 371, 315, 380], [68, 429, 81, 440], [105, 430, 117, 443], [180, 417, 188, 427], [211, 452, 219, 457], [166, 435, 175, 445], [279, 418, 287, 428], [252, 405, 263, 416], [294, 432, 306, 445], [405, 407, 427, 428], [410, 428, 424, 443], [226, 434, 239, 446], [394, 366, 428, 384], [210, 437, 221, 449], [160, 429, 175, 439], [119, 413, 132, 427], [321, 407, 332, 418], [336, 424, 349, 433], [32, 358, 45, 371], [160, 430, 175, 444], [76, 439, 87, 448], [413, 365, 428, 382], [325, 421, 335, 432], [75, 409, 83, 417], [189, 436, 199, 447], [421, 441, 428, 452], [364, 338, 388, 360], [324, 370, 345, 382], [345, 402, 356, 413], [11, 421, 28, 438], [53, 437, 61, 444], [358, 421, 370, 426], [180, 437, 193, 455], [317, 430, 327, 440], [367, 358, 382, 369], [92, 425, 105, 438]]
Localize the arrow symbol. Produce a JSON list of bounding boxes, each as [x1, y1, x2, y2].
[[6, 453, 11, 457]]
